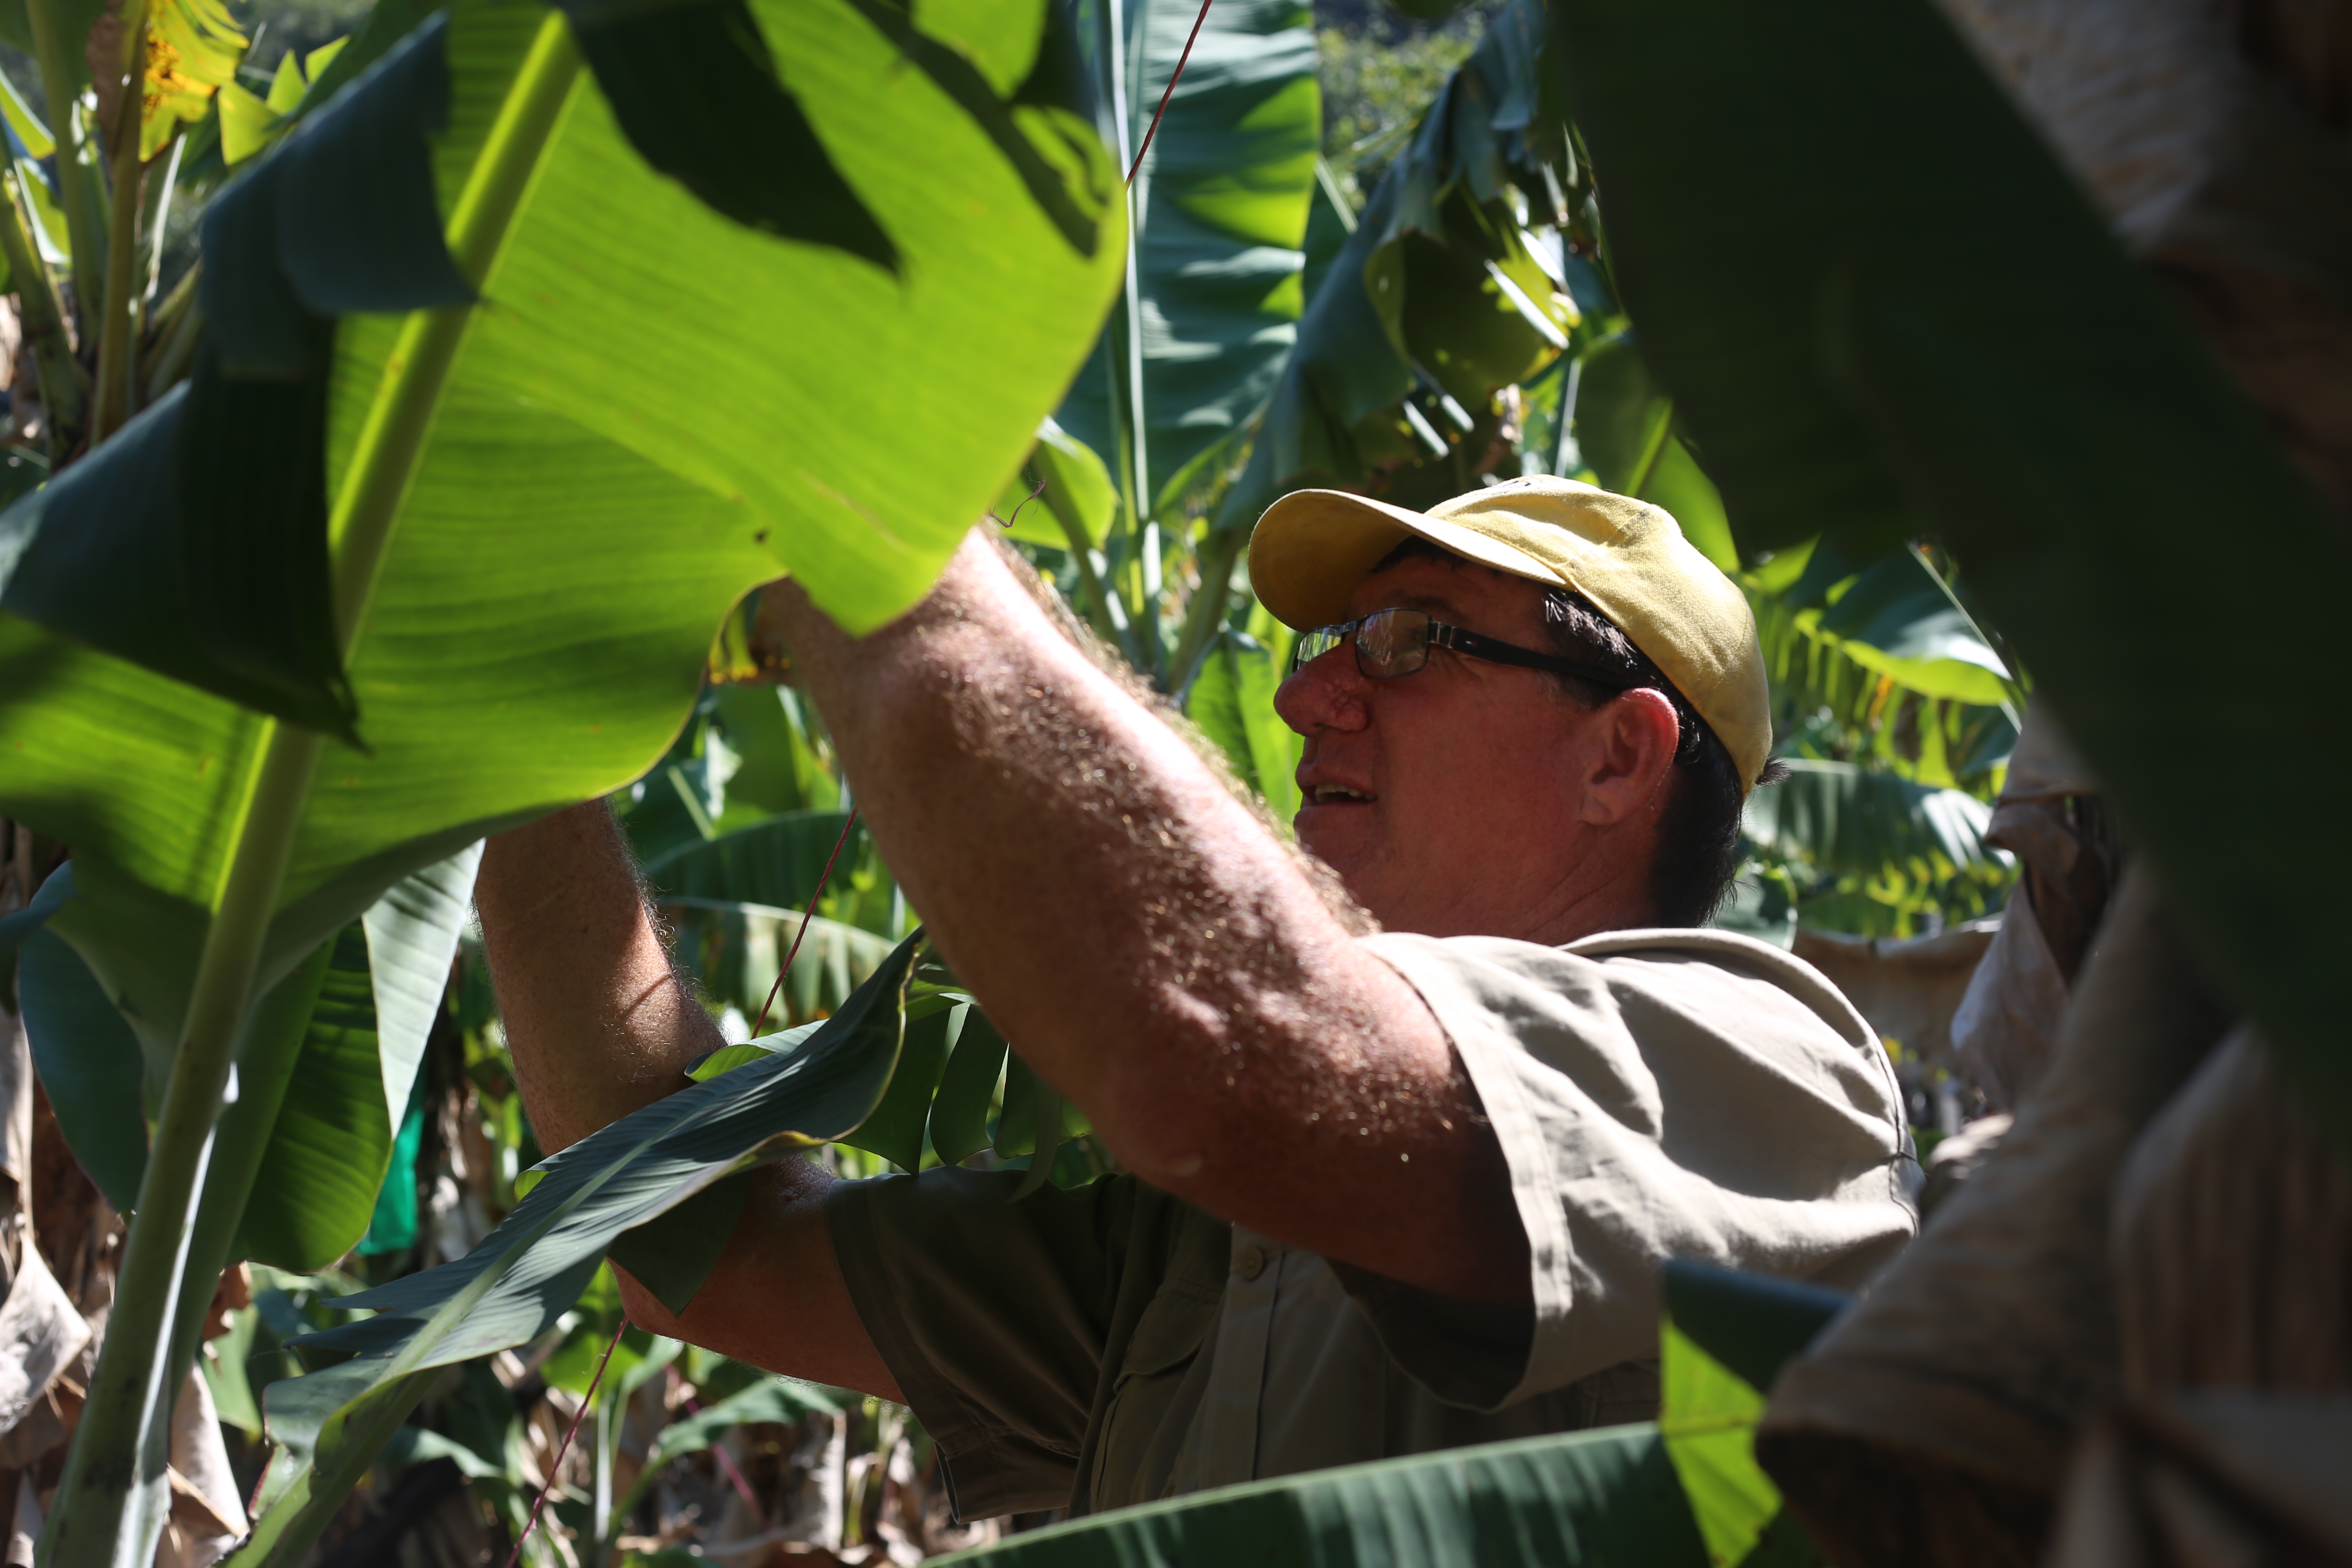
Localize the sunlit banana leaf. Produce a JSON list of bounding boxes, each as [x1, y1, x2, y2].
[[936, 1422, 1706, 1568], [1775, 539, 2014, 710], [1548, 0, 2352, 1132], [0, 0, 1121, 1085], [229, 932, 919, 1568], [138, 0, 248, 159], [1057, 0, 1321, 515]]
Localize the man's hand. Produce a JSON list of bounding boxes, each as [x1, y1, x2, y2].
[[476, 804, 903, 1398], [775, 529, 1530, 1306]]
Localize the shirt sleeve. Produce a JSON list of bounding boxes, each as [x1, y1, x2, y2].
[[826, 1167, 1137, 1519], [1352, 930, 1917, 1411]]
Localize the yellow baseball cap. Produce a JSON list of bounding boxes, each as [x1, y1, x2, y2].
[[1248, 475, 1774, 792]]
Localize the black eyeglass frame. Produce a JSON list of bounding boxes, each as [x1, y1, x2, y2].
[[1287, 606, 1643, 691]]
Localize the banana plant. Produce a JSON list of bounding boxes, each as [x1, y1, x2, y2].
[[0, 0, 1124, 1561], [1549, 0, 2352, 1134]]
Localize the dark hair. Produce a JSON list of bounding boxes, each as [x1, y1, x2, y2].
[[1371, 538, 1785, 925]]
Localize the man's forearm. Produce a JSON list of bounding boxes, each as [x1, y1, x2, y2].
[[474, 800, 901, 1396], [775, 531, 1527, 1303], [475, 801, 723, 1152]]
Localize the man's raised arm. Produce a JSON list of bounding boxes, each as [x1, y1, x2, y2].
[[775, 529, 1527, 1305]]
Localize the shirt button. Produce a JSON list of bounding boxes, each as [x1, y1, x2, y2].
[[1235, 1246, 1267, 1281]]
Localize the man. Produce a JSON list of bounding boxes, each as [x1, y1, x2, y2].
[[478, 477, 1914, 1520]]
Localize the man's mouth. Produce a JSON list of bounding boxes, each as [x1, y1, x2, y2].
[[1309, 785, 1373, 804]]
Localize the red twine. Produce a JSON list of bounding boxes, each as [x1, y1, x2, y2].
[[1125, 0, 1215, 186]]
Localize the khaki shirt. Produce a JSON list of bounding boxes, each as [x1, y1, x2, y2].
[[827, 928, 1916, 1520]]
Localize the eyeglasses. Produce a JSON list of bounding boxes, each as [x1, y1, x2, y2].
[[1288, 606, 1642, 689]]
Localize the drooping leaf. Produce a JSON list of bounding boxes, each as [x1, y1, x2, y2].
[[833, 998, 957, 1171], [18, 848, 476, 1271], [1548, 0, 2352, 1133], [937, 1423, 1706, 1567], [17, 925, 147, 1210], [605, 1169, 757, 1316], [233, 923, 386, 1269], [375, 1424, 505, 1481], [926, 1004, 1008, 1167], [603, 1372, 846, 1530], [0, 853, 70, 1012], [358, 841, 479, 1132], [233, 931, 918, 1568], [642, 1374, 843, 1471]]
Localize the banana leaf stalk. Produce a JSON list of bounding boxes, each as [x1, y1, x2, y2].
[[21, 0, 106, 318], [90, 5, 151, 444]]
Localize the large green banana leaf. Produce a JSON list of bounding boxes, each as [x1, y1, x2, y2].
[[936, 1423, 1706, 1568], [922, 1264, 1850, 1568], [1548, 0, 2352, 1133], [228, 933, 921, 1568], [0, 0, 1122, 1072], [1056, 0, 1320, 517]]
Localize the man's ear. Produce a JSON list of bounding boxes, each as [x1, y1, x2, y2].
[[1577, 688, 1681, 826]]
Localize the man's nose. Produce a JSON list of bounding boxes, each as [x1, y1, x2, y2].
[[1275, 646, 1370, 736]]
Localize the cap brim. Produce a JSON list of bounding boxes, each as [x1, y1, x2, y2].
[[1248, 490, 1571, 629]]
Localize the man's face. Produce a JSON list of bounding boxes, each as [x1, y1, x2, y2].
[[1274, 553, 1623, 939]]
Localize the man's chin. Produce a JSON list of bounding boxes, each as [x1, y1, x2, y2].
[[1292, 802, 1378, 878]]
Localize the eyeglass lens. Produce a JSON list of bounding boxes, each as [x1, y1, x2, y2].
[[1354, 608, 1430, 677], [1288, 609, 1433, 678]]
